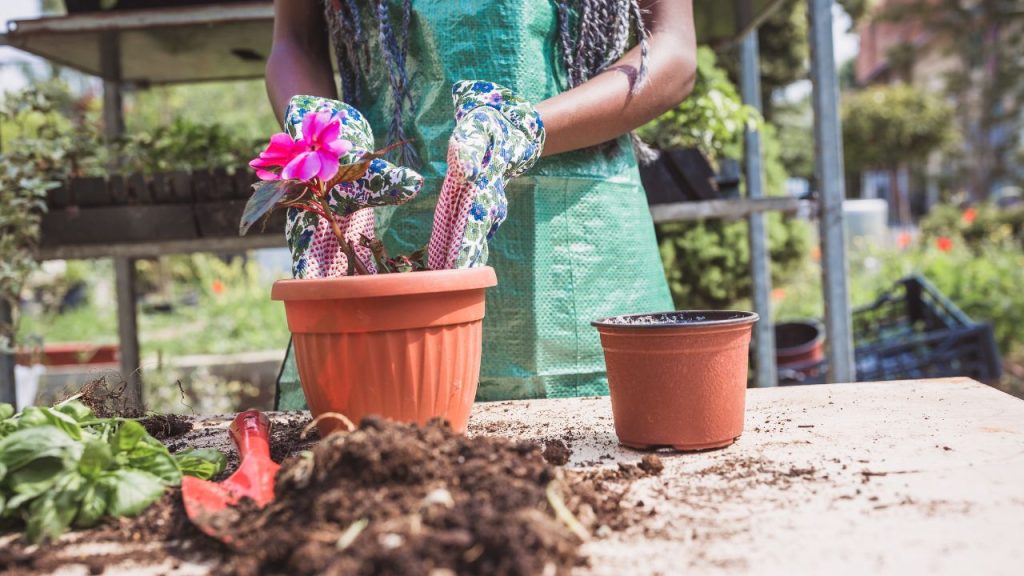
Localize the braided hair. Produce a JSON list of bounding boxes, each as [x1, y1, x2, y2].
[[323, 0, 652, 166]]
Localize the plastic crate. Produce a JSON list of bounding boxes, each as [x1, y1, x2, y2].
[[781, 275, 1001, 384]]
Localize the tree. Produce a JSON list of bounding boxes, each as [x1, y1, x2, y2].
[[842, 84, 957, 221], [720, 0, 869, 119], [873, 0, 1024, 199]]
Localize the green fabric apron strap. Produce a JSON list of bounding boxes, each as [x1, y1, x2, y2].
[[275, 0, 672, 409]]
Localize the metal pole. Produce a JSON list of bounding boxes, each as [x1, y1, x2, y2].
[[101, 31, 143, 411], [739, 30, 777, 388], [808, 0, 855, 383], [0, 300, 16, 405]]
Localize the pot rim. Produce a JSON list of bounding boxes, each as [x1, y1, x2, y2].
[[774, 320, 825, 355], [591, 310, 759, 330], [271, 267, 497, 301]]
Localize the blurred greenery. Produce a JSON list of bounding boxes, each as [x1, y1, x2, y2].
[[641, 48, 812, 310], [841, 84, 958, 174], [638, 47, 761, 163], [18, 254, 289, 359]]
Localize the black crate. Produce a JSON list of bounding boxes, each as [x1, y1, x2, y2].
[[782, 275, 1001, 384]]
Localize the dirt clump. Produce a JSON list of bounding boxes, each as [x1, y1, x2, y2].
[[542, 439, 571, 465], [208, 416, 582, 576], [138, 413, 193, 440]]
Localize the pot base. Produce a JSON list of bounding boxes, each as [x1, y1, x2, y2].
[[618, 435, 740, 453]]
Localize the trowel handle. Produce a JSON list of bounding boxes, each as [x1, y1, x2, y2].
[[228, 409, 272, 461]]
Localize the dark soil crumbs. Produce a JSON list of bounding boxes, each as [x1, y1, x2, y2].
[[138, 414, 193, 440], [2, 417, 657, 576]]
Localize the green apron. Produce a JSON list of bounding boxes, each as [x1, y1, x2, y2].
[[276, 0, 673, 409]]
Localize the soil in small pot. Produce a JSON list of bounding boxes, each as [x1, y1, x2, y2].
[[0, 417, 660, 576]]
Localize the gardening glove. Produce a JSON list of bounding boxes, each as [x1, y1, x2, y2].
[[427, 81, 546, 270], [282, 95, 424, 278]]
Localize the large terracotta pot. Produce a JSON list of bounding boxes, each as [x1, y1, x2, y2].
[[272, 267, 497, 435], [592, 311, 759, 451]]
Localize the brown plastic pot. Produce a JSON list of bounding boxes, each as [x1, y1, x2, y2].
[[271, 267, 497, 435], [592, 311, 759, 451]]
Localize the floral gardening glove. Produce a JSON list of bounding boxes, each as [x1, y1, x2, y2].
[[427, 81, 546, 270], [282, 95, 423, 278]]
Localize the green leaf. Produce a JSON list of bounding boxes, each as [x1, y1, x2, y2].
[[0, 403, 13, 420], [240, 180, 303, 236], [0, 426, 82, 473], [55, 400, 94, 423], [102, 469, 166, 517], [125, 436, 182, 485], [17, 406, 82, 440], [78, 440, 113, 478], [174, 448, 227, 480], [24, 473, 80, 544], [111, 420, 146, 454], [5, 457, 69, 506], [74, 481, 110, 528]]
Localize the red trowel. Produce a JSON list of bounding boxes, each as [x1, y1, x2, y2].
[[182, 409, 280, 542]]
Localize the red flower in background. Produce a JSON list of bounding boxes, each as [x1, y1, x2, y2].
[[211, 279, 225, 295], [936, 236, 954, 252], [962, 207, 977, 224], [897, 232, 912, 249]]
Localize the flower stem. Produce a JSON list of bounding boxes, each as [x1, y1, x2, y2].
[[317, 195, 369, 276]]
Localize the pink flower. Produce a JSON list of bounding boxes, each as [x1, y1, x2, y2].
[[249, 110, 352, 182], [962, 207, 977, 224]]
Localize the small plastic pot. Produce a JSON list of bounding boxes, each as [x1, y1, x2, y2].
[[272, 267, 497, 435], [592, 311, 759, 451]]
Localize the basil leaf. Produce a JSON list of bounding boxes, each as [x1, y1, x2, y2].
[[0, 426, 82, 473], [25, 473, 80, 544], [102, 469, 166, 517], [18, 407, 82, 441], [78, 440, 113, 479], [56, 400, 94, 423], [174, 448, 227, 480], [74, 481, 110, 528], [112, 420, 146, 453], [5, 457, 70, 506], [123, 435, 181, 485]]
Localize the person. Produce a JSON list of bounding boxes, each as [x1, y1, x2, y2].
[[267, 0, 697, 408]]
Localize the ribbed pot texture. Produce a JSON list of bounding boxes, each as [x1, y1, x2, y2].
[[593, 311, 759, 451], [272, 267, 497, 435]]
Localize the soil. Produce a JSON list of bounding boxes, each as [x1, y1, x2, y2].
[[138, 414, 193, 441], [0, 416, 656, 576]]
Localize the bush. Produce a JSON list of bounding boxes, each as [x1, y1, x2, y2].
[[640, 48, 811, 310]]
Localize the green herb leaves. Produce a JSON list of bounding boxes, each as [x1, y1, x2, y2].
[[0, 401, 225, 543]]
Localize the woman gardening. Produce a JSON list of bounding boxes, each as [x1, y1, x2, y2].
[[264, 0, 697, 407]]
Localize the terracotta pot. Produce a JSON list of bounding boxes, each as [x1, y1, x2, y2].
[[592, 311, 758, 451], [272, 267, 497, 435], [775, 320, 826, 385]]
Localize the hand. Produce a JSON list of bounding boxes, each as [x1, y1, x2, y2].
[[427, 81, 545, 269], [282, 95, 423, 278]]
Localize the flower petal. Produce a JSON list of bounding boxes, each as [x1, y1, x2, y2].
[[315, 150, 340, 181], [261, 132, 301, 161], [254, 168, 281, 181], [282, 151, 321, 182], [323, 138, 353, 158]]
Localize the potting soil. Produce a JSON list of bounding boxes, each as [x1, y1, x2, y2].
[[0, 415, 658, 576]]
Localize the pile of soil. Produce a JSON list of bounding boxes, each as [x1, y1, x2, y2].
[[1, 416, 659, 576]]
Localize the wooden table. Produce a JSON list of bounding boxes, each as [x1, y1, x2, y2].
[[468, 378, 1024, 575], [13, 378, 1024, 575]]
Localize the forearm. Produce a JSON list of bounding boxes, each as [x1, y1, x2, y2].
[[535, 1, 697, 157], [265, 0, 337, 124]]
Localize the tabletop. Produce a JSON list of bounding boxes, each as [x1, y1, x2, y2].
[[7, 377, 1023, 575], [468, 377, 1024, 575]]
